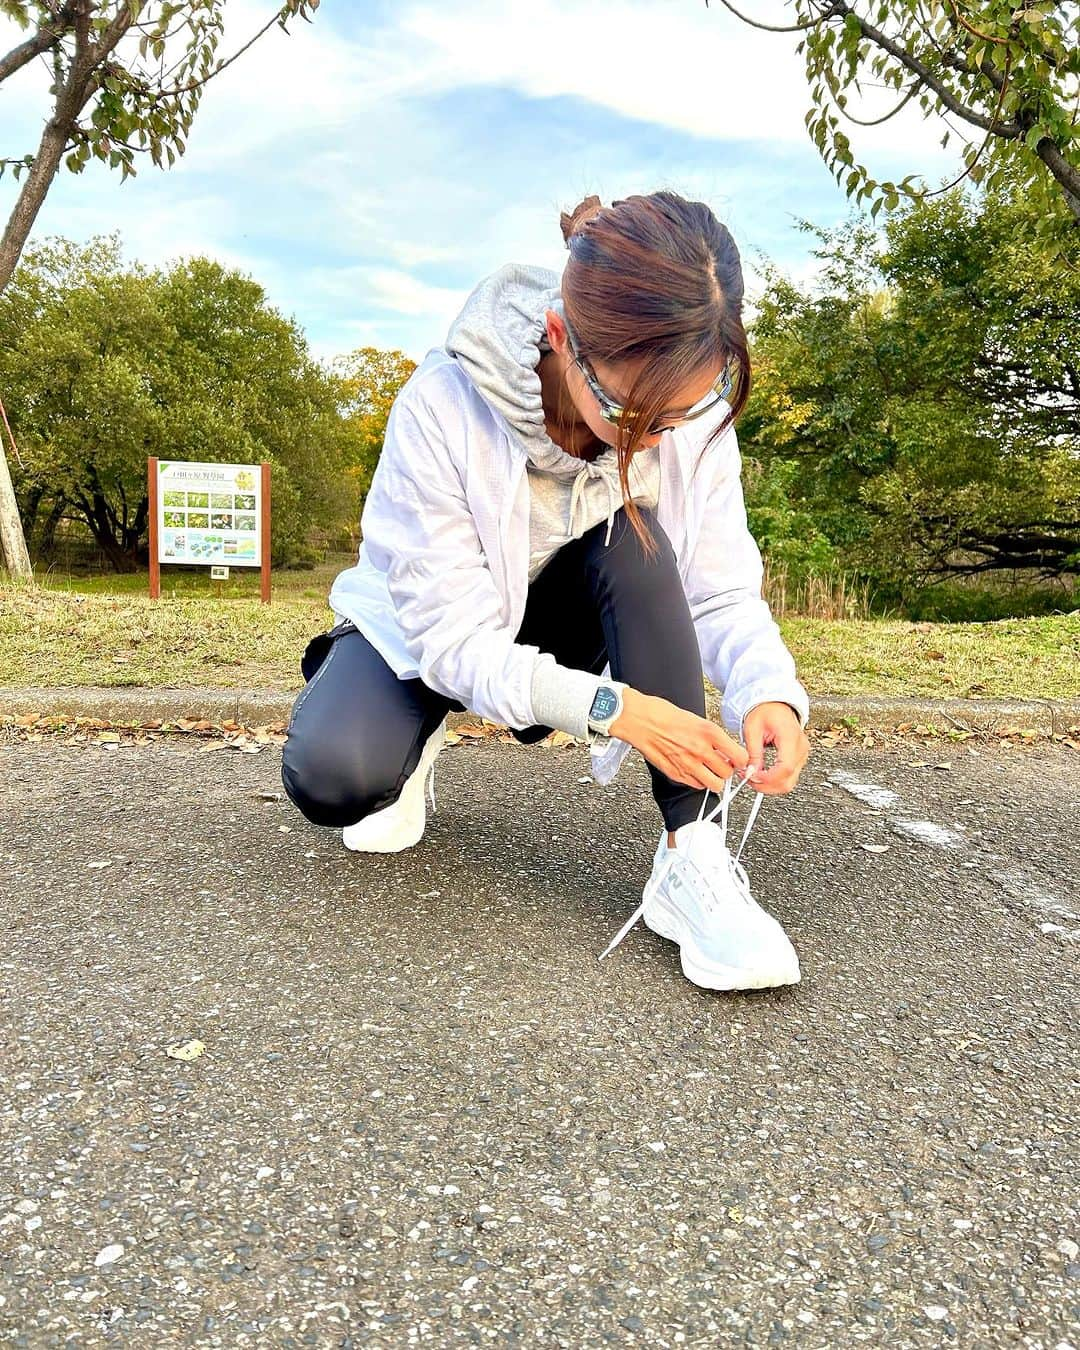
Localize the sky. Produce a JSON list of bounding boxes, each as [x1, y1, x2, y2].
[[1, 0, 956, 366]]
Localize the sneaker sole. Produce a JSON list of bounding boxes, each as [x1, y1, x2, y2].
[[643, 888, 801, 992]]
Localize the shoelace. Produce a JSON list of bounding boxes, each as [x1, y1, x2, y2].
[[597, 772, 765, 962]]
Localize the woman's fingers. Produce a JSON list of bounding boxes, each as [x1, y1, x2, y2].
[[709, 726, 750, 774], [635, 699, 754, 793], [695, 760, 734, 793], [659, 750, 737, 793]]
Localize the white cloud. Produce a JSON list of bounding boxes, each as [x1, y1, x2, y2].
[[307, 263, 469, 318], [2, 0, 947, 166], [0, 0, 961, 363]]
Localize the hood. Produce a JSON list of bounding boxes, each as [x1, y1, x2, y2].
[[444, 262, 593, 475]]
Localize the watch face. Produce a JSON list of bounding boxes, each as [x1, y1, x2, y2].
[[590, 687, 619, 721]]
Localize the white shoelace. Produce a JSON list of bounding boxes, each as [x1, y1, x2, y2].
[[597, 773, 765, 962]]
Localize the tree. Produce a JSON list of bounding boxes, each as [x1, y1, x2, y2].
[[332, 347, 417, 510], [709, 0, 1080, 240], [739, 182, 1080, 604], [0, 234, 358, 570], [0, 0, 320, 576]]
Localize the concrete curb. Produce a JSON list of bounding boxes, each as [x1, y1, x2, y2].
[[2, 686, 1078, 736]]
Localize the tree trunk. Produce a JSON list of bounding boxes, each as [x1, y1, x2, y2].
[[38, 495, 68, 559], [0, 436, 32, 579], [0, 5, 96, 578], [19, 483, 43, 540], [73, 491, 139, 573]]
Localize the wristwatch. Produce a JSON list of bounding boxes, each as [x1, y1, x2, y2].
[[587, 681, 628, 741]]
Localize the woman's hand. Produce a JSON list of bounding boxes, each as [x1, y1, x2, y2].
[[742, 702, 810, 796], [609, 688, 750, 793]]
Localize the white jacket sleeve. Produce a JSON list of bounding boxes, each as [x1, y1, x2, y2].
[[360, 390, 595, 732], [684, 423, 811, 740]]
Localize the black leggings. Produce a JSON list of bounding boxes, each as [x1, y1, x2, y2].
[[281, 507, 712, 832]]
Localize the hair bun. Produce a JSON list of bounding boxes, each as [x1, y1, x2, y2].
[[559, 194, 604, 246]]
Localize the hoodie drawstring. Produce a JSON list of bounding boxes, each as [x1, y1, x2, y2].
[[557, 460, 622, 551]]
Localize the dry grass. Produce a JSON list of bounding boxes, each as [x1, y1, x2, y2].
[[1, 556, 1077, 702], [763, 559, 875, 621]]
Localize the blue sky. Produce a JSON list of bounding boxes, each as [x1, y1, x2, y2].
[[1, 0, 952, 365]]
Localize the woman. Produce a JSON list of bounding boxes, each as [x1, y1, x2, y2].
[[281, 191, 812, 993]]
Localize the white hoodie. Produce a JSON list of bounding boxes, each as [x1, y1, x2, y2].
[[328, 263, 810, 785]]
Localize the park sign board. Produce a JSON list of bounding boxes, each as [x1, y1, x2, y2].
[[157, 460, 260, 564], [148, 458, 271, 603]]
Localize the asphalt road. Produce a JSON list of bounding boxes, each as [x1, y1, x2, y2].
[[1, 733, 1077, 1347]]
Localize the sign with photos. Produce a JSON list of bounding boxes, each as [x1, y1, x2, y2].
[[155, 460, 262, 566]]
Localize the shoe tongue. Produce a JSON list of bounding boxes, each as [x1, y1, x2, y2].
[[673, 817, 730, 861]]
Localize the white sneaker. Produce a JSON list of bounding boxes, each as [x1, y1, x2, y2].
[[598, 775, 801, 990], [342, 718, 446, 853]]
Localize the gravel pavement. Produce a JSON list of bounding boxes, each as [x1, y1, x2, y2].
[[1, 734, 1077, 1347]]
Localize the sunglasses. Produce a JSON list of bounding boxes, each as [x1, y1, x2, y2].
[[564, 315, 735, 437]]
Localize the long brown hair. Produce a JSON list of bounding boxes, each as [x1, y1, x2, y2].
[[554, 190, 752, 557]]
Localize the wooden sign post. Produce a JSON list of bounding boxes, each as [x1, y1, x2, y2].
[[148, 458, 271, 603]]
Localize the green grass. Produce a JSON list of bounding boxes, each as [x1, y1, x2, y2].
[[2, 558, 1078, 701]]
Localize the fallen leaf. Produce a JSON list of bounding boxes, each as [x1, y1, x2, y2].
[[454, 723, 490, 739], [165, 1039, 205, 1061]]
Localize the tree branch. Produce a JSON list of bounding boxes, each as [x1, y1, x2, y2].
[[925, 48, 1013, 195], [943, 0, 1010, 47], [0, 3, 74, 86], [147, 3, 304, 102], [835, 74, 925, 127], [705, 0, 843, 33], [829, 0, 1024, 139]]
